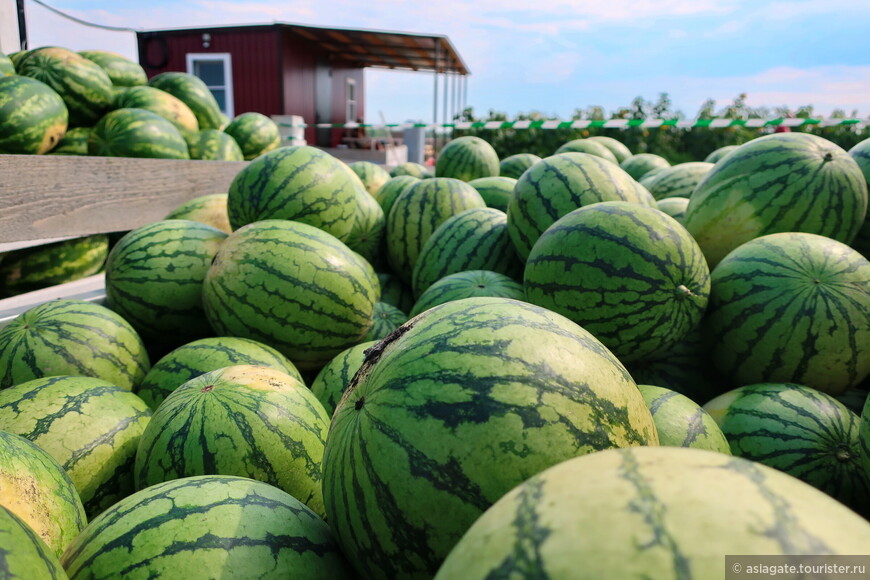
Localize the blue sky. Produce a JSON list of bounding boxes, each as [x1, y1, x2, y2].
[[22, 0, 870, 123]]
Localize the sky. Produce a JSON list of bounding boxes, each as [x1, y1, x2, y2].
[[19, 0, 870, 124]]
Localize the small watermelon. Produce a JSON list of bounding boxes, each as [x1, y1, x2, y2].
[[656, 196, 690, 224], [703, 144, 738, 163], [309, 340, 378, 416], [113, 85, 199, 133], [0, 75, 67, 154], [47, 126, 91, 156], [637, 384, 730, 453], [586, 135, 633, 163], [619, 152, 671, 180], [89, 108, 190, 159], [148, 72, 225, 131], [164, 193, 231, 233], [78, 50, 146, 87], [0, 51, 14, 76], [344, 187, 386, 266], [435, 136, 500, 181], [364, 302, 407, 341], [647, 161, 714, 200], [374, 174, 419, 218], [498, 153, 541, 179], [0, 503, 67, 579], [409, 270, 525, 317], [468, 175, 517, 212], [0, 234, 108, 297], [186, 128, 244, 161], [349, 161, 392, 196], [223, 112, 281, 160], [390, 161, 431, 178], [848, 138, 870, 258], [555, 138, 618, 163]]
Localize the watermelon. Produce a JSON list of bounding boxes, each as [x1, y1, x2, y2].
[[345, 187, 386, 266], [147, 72, 225, 131], [0, 75, 67, 154], [703, 232, 870, 395], [637, 166, 667, 190], [637, 384, 730, 453], [134, 365, 329, 516], [89, 108, 190, 159], [164, 193, 231, 233], [409, 270, 525, 318], [323, 297, 657, 579], [647, 161, 714, 200], [47, 126, 90, 155], [385, 177, 486, 284], [390, 161, 431, 178], [0, 503, 67, 579], [703, 144, 738, 163], [135, 336, 303, 411], [0, 376, 151, 518], [104, 219, 227, 345], [0, 51, 13, 76], [60, 475, 354, 580], [704, 382, 870, 516], [0, 234, 108, 297], [411, 207, 522, 298], [113, 85, 199, 133], [554, 138, 618, 163], [377, 272, 414, 314], [497, 153, 541, 179], [435, 136, 500, 181], [507, 152, 652, 260], [202, 220, 378, 370], [78, 50, 146, 87], [619, 152, 671, 180], [223, 112, 281, 160], [364, 302, 407, 341], [860, 395, 870, 477], [0, 430, 86, 558], [525, 201, 710, 363], [685, 132, 868, 268], [227, 145, 359, 239], [655, 196, 689, 224], [468, 176, 516, 212], [185, 128, 244, 161], [8, 50, 31, 70], [586, 135, 633, 163], [349, 161, 392, 196], [374, 174, 419, 218], [433, 447, 870, 580], [310, 340, 378, 417], [848, 138, 870, 258]]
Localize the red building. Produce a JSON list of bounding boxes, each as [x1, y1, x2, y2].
[[136, 23, 469, 147]]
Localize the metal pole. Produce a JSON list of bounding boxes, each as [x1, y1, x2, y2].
[[442, 69, 448, 144], [433, 39, 440, 153], [17, 0, 27, 50]]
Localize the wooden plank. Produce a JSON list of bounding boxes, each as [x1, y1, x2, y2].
[[0, 155, 248, 246]]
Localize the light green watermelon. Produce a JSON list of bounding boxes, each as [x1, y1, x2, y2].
[[555, 138, 618, 163], [78, 50, 146, 87], [637, 384, 730, 453], [147, 72, 225, 131], [435, 136, 500, 181], [0, 503, 67, 579], [223, 112, 281, 160], [309, 340, 378, 417], [349, 161, 392, 196], [164, 193, 231, 233], [186, 128, 244, 161], [497, 153, 541, 179], [113, 85, 198, 133]]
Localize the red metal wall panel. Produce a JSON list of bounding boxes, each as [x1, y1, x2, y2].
[[279, 35, 319, 144]]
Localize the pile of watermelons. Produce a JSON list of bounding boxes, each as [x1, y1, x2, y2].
[[1, 45, 870, 580]]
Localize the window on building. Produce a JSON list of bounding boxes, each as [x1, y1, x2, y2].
[[186, 53, 234, 118], [346, 78, 357, 122]]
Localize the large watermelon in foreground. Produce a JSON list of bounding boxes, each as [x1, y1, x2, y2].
[[323, 297, 657, 580], [0, 75, 67, 154]]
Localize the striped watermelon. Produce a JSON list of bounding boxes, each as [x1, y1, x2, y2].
[[703, 232, 870, 395], [703, 144, 738, 163], [409, 270, 525, 317], [586, 135, 632, 163], [655, 196, 689, 224], [848, 138, 870, 258], [89, 108, 190, 159], [0, 430, 86, 559], [498, 153, 541, 179], [468, 176, 516, 212], [0, 376, 151, 518], [147, 72, 225, 131], [105, 219, 227, 345], [412, 207, 522, 298], [223, 112, 281, 160], [0, 299, 150, 391], [113, 85, 199, 133], [78, 50, 146, 87], [685, 132, 868, 267], [390, 162, 432, 179], [310, 340, 377, 416], [554, 138, 619, 163], [647, 161, 714, 200], [619, 152, 671, 181], [637, 166, 667, 192], [435, 136, 500, 181], [0, 503, 67, 579], [507, 152, 652, 260], [704, 382, 870, 516], [8, 50, 31, 70], [202, 220, 378, 370], [374, 174, 419, 218], [185, 128, 244, 161], [364, 302, 407, 341], [0, 51, 13, 76], [47, 125, 90, 155], [349, 161, 392, 196], [134, 365, 329, 516], [323, 297, 658, 579], [525, 201, 710, 363], [0, 75, 67, 154], [164, 193, 231, 233], [0, 234, 108, 297], [345, 187, 386, 266], [434, 447, 870, 580], [227, 145, 359, 239], [16, 47, 112, 127], [637, 384, 730, 453], [135, 336, 302, 410], [861, 395, 870, 477], [377, 272, 415, 313], [60, 475, 354, 580]]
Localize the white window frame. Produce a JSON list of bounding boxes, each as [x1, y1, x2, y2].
[[346, 78, 358, 123], [186, 52, 234, 118]]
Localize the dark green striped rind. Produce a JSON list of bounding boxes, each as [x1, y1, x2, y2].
[[498, 153, 541, 179], [47, 126, 90, 156], [0, 504, 67, 580], [648, 161, 714, 200], [409, 270, 525, 318], [186, 128, 243, 161], [703, 232, 870, 395], [0, 235, 108, 297], [0, 75, 67, 154], [525, 201, 711, 363], [89, 108, 190, 159], [349, 161, 392, 196], [227, 145, 359, 240], [0, 376, 152, 518], [685, 133, 868, 268], [638, 166, 667, 191], [433, 447, 870, 580], [703, 144, 739, 163], [364, 302, 408, 341], [390, 162, 432, 179], [554, 138, 618, 163], [345, 187, 386, 265], [587, 135, 633, 163], [637, 384, 730, 453], [0, 299, 150, 391], [8, 50, 31, 70], [412, 207, 523, 298], [704, 382, 870, 517], [78, 50, 146, 87], [323, 297, 657, 579], [113, 85, 198, 133], [507, 152, 652, 260], [223, 112, 281, 160], [386, 177, 486, 283], [60, 475, 354, 580], [860, 395, 870, 479], [375, 174, 419, 218], [0, 430, 86, 559], [435, 136, 500, 181], [310, 340, 377, 417], [164, 193, 231, 233], [619, 153, 671, 181], [656, 197, 690, 225], [16, 47, 112, 127], [468, 176, 517, 212], [0, 51, 14, 76], [847, 138, 870, 258], [135, 336, 302, 411], [147, 72, 225, 131], [105, 219, 227, 344], [377, 272, 415, 313], [134, 365, 329, 516], [202, 220, 378, 370]]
